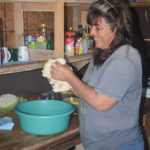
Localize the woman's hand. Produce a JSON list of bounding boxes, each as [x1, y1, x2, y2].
[[50, 62, 73, 82]]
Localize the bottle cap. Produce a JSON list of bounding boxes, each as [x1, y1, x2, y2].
[[69, 26, 73, 31], [41, 24, 46, 27], [66, 31, 75, 36], [84, 33, 89, 37], [34, 31, 40, 35]]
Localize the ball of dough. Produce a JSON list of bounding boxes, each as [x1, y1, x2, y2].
[[42, 58, 72, 92]]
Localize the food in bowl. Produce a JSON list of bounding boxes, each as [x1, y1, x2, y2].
[[14, 100, 74, 135], [63, 96, 80, 113]]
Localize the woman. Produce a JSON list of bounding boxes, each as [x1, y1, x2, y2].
[[51, 0, 144, 149]]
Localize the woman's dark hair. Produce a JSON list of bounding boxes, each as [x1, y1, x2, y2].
[[87, 0, 136, 66]]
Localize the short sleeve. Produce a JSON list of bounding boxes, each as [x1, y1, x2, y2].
[[95, 58, 137, 101]]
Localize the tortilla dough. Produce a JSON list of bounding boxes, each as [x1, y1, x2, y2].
[[42, 58, 72, 92]]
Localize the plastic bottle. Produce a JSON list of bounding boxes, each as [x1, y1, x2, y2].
[[75, 25, 83, 55], [47, 35, 51, 50], [34, 31, 40, 43], [75, 39, 80, 55], [84, 33, 90, 49], [68, 26, 75, 40], [82, 36, 88, 54], [82, 27, 86, 36], [36, 24, 47, 49], [41, 24, 46, 37], [75, 25, 83, 40], [78, 37, 83, 55], [65, 31, 75, 56]]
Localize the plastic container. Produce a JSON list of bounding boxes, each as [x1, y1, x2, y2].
[[34, 31, 40, 43], [41, 24, 46, 37], [75, 37, 82, 55], [24, 36, 29, 46], [84, 33, 90, 48], [47, 35, 51, 50], [65, 31, 75, 56], [24, 36, 36, 49], [14, 100, 74, 135], [75, 42, 80, 55], [82, 37, 88, 54], [76, 24, 83, 39]]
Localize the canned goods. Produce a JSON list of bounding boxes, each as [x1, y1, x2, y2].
[[24, 36, 36, 49]]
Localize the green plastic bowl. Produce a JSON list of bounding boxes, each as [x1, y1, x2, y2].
[[14, 100, 74, 135]]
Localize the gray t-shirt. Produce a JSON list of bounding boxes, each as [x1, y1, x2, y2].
[[79, 44, 142, 150]]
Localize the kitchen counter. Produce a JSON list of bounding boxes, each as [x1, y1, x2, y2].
[[0, 112, 80, 150]]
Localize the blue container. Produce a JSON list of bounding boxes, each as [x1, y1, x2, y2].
[[24, 36, 35, 46], [14, 100, 74, 135]]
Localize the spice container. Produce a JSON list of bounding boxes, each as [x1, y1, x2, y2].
[[41, 24, 46, 37], [65, 31, 75, 56], [34, 32, 40, 43], [82, 37, 88, 54]]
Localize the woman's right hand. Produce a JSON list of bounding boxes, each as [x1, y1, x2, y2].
[[50, 62, 73, 82]]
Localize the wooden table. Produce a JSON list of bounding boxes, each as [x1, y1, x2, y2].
[[0, 112, 81, 150]]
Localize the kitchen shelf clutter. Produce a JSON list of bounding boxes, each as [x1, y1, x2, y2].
[[0, 0, 150, 75], [0, 0, 96, 75]]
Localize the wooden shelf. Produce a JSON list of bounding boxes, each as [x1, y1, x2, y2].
[[0, 52, 93, 75], [67, 51, 93, 63], [0, 60, 46, 75]]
